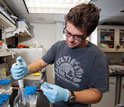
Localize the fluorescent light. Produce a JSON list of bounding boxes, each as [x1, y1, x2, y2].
[[24, 0, 91, 14]]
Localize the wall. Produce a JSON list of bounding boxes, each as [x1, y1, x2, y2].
[[20, 23, 56, 50], [90, 28, 97, 45]]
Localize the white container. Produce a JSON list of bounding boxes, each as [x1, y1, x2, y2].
[[104, 36, 111, 40]]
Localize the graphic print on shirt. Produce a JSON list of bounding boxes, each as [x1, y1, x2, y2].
[[55, 56, 84, 87]]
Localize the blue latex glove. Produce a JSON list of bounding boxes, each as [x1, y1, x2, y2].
[[40, 82, 69, 104], [11, 56, 29, 80]]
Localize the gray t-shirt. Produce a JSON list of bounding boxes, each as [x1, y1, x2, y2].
[[42, 40, 109, 107]]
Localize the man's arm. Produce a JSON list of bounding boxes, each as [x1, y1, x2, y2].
[[41, 82, 103, 104], [28, 58, 48, 74], [73, 88, 103, 104]]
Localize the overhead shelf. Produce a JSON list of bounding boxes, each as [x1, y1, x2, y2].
[[6, 20, 32, 38], [0, 14, 16, 28], [0, 6, 32, 38], [6, 28, 32, 38], [16, 20, 32, 37], [18, 28, 32, 37], [0, 6, 16, 29]]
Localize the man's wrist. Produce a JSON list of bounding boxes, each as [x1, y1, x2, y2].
[[66, 91, 71, 102], [67, 91, 76, 103]]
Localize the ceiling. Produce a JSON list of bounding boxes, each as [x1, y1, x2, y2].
[[4, 0, 124, 25]]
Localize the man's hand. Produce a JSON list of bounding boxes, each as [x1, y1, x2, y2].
[[11, 56, 29, 80], [40, 82, 69, 103]]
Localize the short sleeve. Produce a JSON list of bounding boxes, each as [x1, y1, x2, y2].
[[88, 51, 109, 92], [42, 42, 57, 64]]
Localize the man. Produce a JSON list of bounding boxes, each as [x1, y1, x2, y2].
[[11, 3, 109, 107]]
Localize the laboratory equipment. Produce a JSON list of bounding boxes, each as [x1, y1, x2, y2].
[[0, 79, 12, 95], [13, 60, 27, 107], [0, 79, 11, 90], [14, 88, 29, 107], [14, 86, 37, 107], [24, 86, 37, 107], [0, 94, 10, 107]]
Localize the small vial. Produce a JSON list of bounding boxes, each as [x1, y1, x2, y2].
[[0, 94, 10, 107], [0, 80, 11, 91], [4, 80, 12, 91], [0, 68, 6, 79], [2, 94, 10, 107]]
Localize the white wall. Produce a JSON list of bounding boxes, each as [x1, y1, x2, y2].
[[55, 22, 64, 41], [21, 23, 55, 50], [90, 27, 98, 45]]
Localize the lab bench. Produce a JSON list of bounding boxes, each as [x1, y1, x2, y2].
[[110, 72, 124, 105]]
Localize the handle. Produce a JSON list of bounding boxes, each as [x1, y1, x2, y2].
[[16, 61, 24, 89]]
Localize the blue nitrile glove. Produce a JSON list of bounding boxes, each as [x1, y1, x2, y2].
[[11, 56, 29, 80], [40, 82, 69, 104]]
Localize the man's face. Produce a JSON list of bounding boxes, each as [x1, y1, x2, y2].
[[65, 22, 87, 49]]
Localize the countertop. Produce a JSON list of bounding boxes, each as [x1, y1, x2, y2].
[[110, 71, 124, 76]]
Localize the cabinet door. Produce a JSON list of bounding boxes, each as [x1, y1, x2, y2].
[[91, 77, 116, 107], [98, 26, 116, 52], [117, 28, 124, 52]]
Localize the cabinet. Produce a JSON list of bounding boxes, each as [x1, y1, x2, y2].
[[120, 77, 124, 105], [97, 25, 124, 52], [91, 77, 116, 107]]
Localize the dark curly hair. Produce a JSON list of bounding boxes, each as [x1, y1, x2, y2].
[[65, 3, 100, 37]]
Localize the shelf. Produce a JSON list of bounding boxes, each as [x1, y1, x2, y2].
[[116, 48, 124, 52], [15, 20, 32, 37], [101, 48, 115, 52], [0, 49, 16, 57], [100, 30, 114, 33], [6, 22, 32, 38], [17, 28, 32, 37], [100, 40, 114, 42], [5, 28, 32, 38], [0, 13, 16, 29]]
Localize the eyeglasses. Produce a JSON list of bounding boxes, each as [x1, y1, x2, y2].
[[64, 29, 86, 42]]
